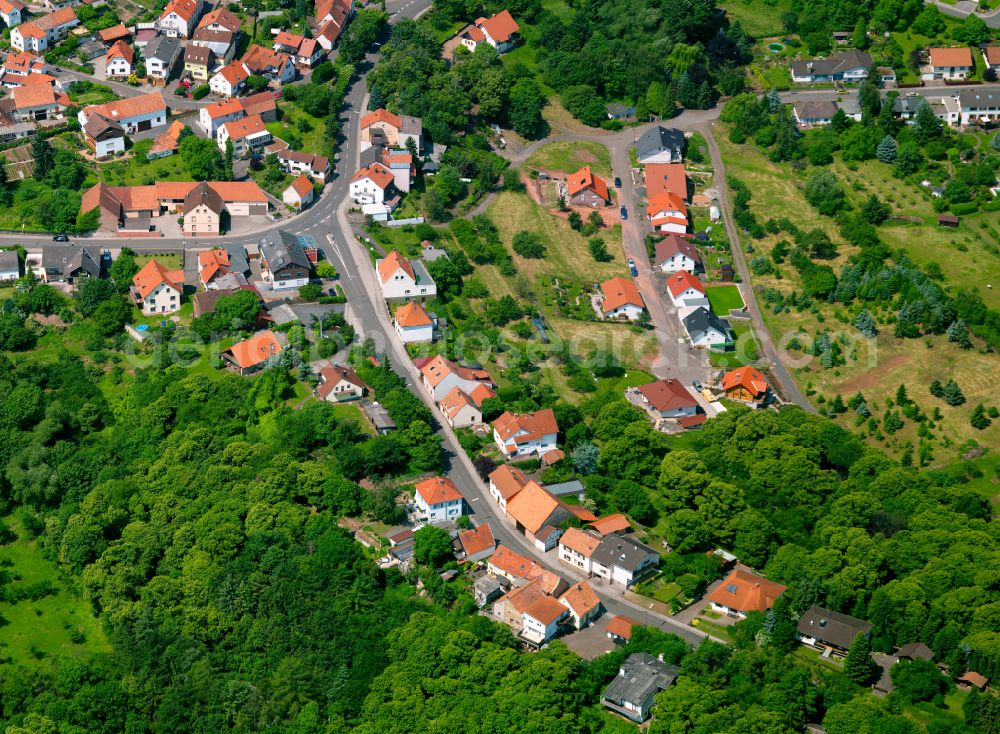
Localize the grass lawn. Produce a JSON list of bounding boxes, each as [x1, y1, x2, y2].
[[690, 617, 734, 642], [267, 104, 327, 158], [67, 83, 119, 106], [99, 152, 194, 186], [719, 0, 792, 38], [135, 253, 183, 270], [525, 141, 613, 178], [706, 284, 744, 314], [328, 401, 375, 435], [0, 519, 111, 670]]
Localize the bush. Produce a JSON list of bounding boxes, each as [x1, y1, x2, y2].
[[512, 231, 545, 258], [950, 201, 978, 216], [191, 84, 210, 100]]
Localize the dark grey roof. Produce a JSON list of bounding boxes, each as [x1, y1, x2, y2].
[[145, 35, 180, 61], [797, 606, 872, 649], [362, 402, 396, 431], [892, 96, 931, 115], [635, 126, 684, 161], [0, 249, 20, 273], [359, 143, 383, 168], [794, 100, 837, 120], [603, 653, 679, 707], [682, 306, 731, 339], [896, 642, 934, 661], [591, 535, 657, 572], [42, 246, 101, 278], [544, 480, 584, 496], [400, 115, 422, 136], [957, 87, 1000, 109], [475, 575, 501, 595], [791, 50, 872, 78], [224, 242, 251, 277], [83, 113, 124, 140], [259, 230, 312, 272], [606, 103, 636, 116]]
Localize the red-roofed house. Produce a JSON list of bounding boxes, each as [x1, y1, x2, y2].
[[707, 568, 786, 618], [210, 60, 249, 97], [929, 47, 973, 80], [414, 476, 464, 523], [647, 192, 688, 234], [461, 10, 519, 54], [222, 330, 289, 374], [217, 113, 272, 157], [419, 354, 493, 401], [666, 270, 707, 308], [521, 595, 569, 645], [349, 162, 396, 206], [558, 527, 601, 571], [393, 300, 435, 343], [105, 40, 133, 79], [159, 0, 203, 37], [376, 249, 436, 301], [634, 378, 699, 420], [273, 31, 324, 67], [10, 7, 78, 54], [438, 385, 482, 428], [359, 107, 422, 152], [458, 522, 495, 563], [984, 47, 1000, 73], [600, 276, 645, 320], [0, 0, 25, 29], [283, 173, 315, 210], [644, 163, 689, 202], [240, 44, 296, 84], [131, 259, 184, 314], [654, 234, 702, 273], [488, 545, 567, 597], [315, 364, 367, 402], [721, 367, 770, 405], [505, 481, 572, 550], [567, 166, 610, 208], [559, 580, 603, 629], [606, 615, 639, 643], [492, 409, 558, 459], [588, 514, 632, 536], [488, 464, 528, 512]]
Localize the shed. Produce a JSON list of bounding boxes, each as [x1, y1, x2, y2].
[[938, 215, 959, 228]]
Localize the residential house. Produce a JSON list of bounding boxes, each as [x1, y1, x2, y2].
[[10, 6, 78, 54], [634, 378, 699, 420], [487, 464, 529, 514], [487, 544, 567, 596], [682, 306, 732, 348], [984, 47, 1000, 73], [956, 87, 1000, 126], [83, 113, 125, 159], [192, 27, 236, 63], [589, 535, 659, 587], [350, 162, 397, 206], [362, 402, 396, 435], [210, 60, 249, 96], [184, 44, 213, 81], [147, 120, 185, 158], [654, 234, 701, 273], [144, 35, 181, 83], [458, 523, 496, 563], [0, 70, 56, 90], [8, 84, 69, 122], [666, 270, 708, 308], [606, 615, 638, 644], [896, 642, 934, 662], [567, 166, 610, 208], [644, 163, 689, 203], [956, 672, 989, 692], [606, 103, 636, 120], [376, 250, 436, 302], [182, 181, 223, 236], [222, 330, 288, 374], [492, 577, 546, 631], [105, 40, 133, 79], [797, 606, 873, 655], [419, 354, 493, 401], [791, 50, 873, 83], [314, 0, 354, 50], [602, 653, 680, 723], [793, 99, 838, 127], [558, 527, 601, 573], [635, 125, 684, 164], [707, 568, 787, 618], [599, 276, 645, 321], [0, 0, 25, 28], [79, 92, 167, 135], [520, 595, 569, 645], [0, 249, 22, 280], [240, 44, 295, 84], [97, 24, 130, 46], [721, 366, 770, 405], [1, 52, 47, 80], [589, 514, 632, 536], [159, 0, 202, 37], [273, 31, 323, 67], [504, 480, 574, 550], [199, 97, 246, 136], [928, 47, 973, 80], [277, 148, 330, 181], [239, 91, 278, 121], [414, 475, 464, 523], [438, 385, 486, 428], [492, 408, 558, 459], [283, 173, 314, 210], [359, 108, 422, 153], [473, 575, 503, 607], [197, 6, 241, 34], [259, 230, 313, 289], [380, 148, 414, 193], [217, 113, 271, 156], [315, 364, 367, 402], [131, 259, 184, 315], [459, 10, 519, 54], [646, 191, 688, 234], [393, 300, 434, 344], [41, 246, 102, 283]]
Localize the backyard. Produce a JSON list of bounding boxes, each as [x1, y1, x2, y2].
[[706, 284, 744, 314], [525, 141, 613, 178]]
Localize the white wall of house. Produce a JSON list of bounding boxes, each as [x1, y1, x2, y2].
[[521, 611, 563, 644], [658, 253, 699, 273], [494, 429, 557, 458], [559, 544, 592, 573], [415, 493, 463, 523], [349, 177, 388, 205], [200, 107, 243, 136], [106, 57, 131, 78], [378, 263, 436, 301], [282, 186, 313, 209], [688, 328, 729, 348], [395, 321, 433, 344], [604, 303, 645, 321], [670, 288, 704, 308], [140, 282, 181, 315], [94, 135, 125, 158], [444, 403, 480, 429]]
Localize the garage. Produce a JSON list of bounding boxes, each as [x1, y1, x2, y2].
[[137, 119, 151, 132]]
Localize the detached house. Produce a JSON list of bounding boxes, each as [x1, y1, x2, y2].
[[277, 149, 330, 181], [567, 166, 610, 208], [273, 31, 323, 67], [928, 47, 973, 80], [707, 568, 786, 618], [666, 270, 708, 308], [83, 113, 125, 159], [644, 163, 688, 203], [635, 125, 684, 164], [131, 259, 184, 315], [602, 653, 680, 723], [437, 385, 487, 428], [259, 230, 313, 289], [600, 276, 645, 321], [240, 44, 296, 85], [654, 234, 702, 273], [0, 0, 25, 28], [41, 246, 102, 284], [419, 354, 493, 402], [682, 307, 732, 348], [376, 250, 436, 302], [105, 40, 133, 79], [487, 464, 529, 514], [634, 378, 700, 420], [492, 409, 558, 459], [79, 91, 168, 135], [393, 300, 435, 344], [589, 535, 659, 587], [793, 100, 838, 127], [314, 0, 353, 51], [159, 0, 203, 38], [10, 6, 78, 54], [184, 44, 213, 82], [222, 330, 289, 375], [210, 61, 249, 97], [315, 364, 367, 402], [646, 192, 688, 234], [956, 87, 1000, 126], [414, 476, 464, 523], [984, 47, 1000, 73], [217, 113, 272, 157], [197, 6, 241, 34], [458, 523, 496, 563], [0, 250, 22, 281], [283, 173, 315, 210], [360, 108, 422, 153], [459, 10, 519, 54], [349, 162, 397, 209], [797, 606, 872, 655], [144, 35, 181, 83], [721, 366, 770, 405], [791, 50, 872, 83]]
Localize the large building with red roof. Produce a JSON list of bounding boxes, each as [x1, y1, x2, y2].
[[414, 476, 465, 523], [492, 409, 558, 459], [567, 166, 610, 208], [460, 9, 519, 54]]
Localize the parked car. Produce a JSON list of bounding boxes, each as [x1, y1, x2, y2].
[[620, 206, 628, 220], [628, 258, 638, 277], [614, 177, 622, 188], [52, 233, 69, 242], [692, 380, 703, 391]]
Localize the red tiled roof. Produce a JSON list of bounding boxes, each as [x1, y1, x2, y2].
[[197, 7, 241, 32], [132, 259, 183, 299], [706, 569, 786, 614], [395, 300, 432, 327], [351, 162, 393, 190], [315, 364, 366, 399], [637, 378, 697, 413], [468, 382, 496, 407], [721, 367, 769, 398], [559, 527, 601, 557], [459, 523, 495, 558], [666, 270, 705, 298], [217, 61, 249, 86], [98, 24, 130, 43], [488, 545, 565, 594], [360, 107, 401, 130], [929, 47, 972, 68], [600, 276, 644, 312], [439, 386, 477, 421], [106, 40, 133, 65], [647, 191, 687, 218], [492, 408, 558, 443], [377, 249, 414, 284], [84, 91, 165, 122], [566, 165, 609, 201], [420, 354, 492, 388], [287, 173, 313, 198], [225, 330, 285, 369], [477, 9, 518, 43], [644, 163, 688, 201], [205, 97, 244, 119], [161, 0, 200, 23], [415, 475, 463, 505], [588, 514, 632, 536], [505, 480, 560, 534], [559, 581, 601, 618], [12, 84, 61, 109], [488, 464, 528, 501], [222, 113, 266, 141], [985, 47, 1000, 65], [198, 248, 230, 283], [606, 615, 638, 640], [654, 234, 701, 266], [523, 595, 566, 624]]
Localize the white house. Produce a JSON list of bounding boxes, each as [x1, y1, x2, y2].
[[419, 354, 494, 402], [459, 10, 519, 54], [682, 307, 732, 349], [928, 47, 973, 80], [315, 364, 367, 402], [217, 114, 271, 157], [438, 385, 482, 428], [105, 40, 133, 79], [646, 192, 687, 234], [210, 61, 249, 97], [0, 249, 22, 280], [393, 300, 434, 343], [198, 97, 245, 136], [985, 47, 1000, 73], [376, 250, 436, 302], [559, 581, 603, 630], [791, 50, 872, 83], [282, 174, 314, 210], [144, 35, 181, 82], [414, 476, 464, 524], [706, 568, 786, 619], [350, 162, 395, 205], [634, 125, 684, 164], [793, 100, 838, 127], [520, 596, 568, 645], [159, 0, 202, 38], [654, 234, 702, 273], [956, 87, 1000, 126], [277, 149, 330, 181], [131, 259, 184, 315], [258, 230, 312, 290], [78, 92, 168, 135], [10, 7, 78, 54], [487, 464, 528, 514], [82, 113, 125, 159], [0, 0, 25, 29], [600, 276, 645, 321], [666, 270, 708, 308], [558, 527, 601, 574], [492, 409, 558, 459], [588, 535, 659, 588]]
